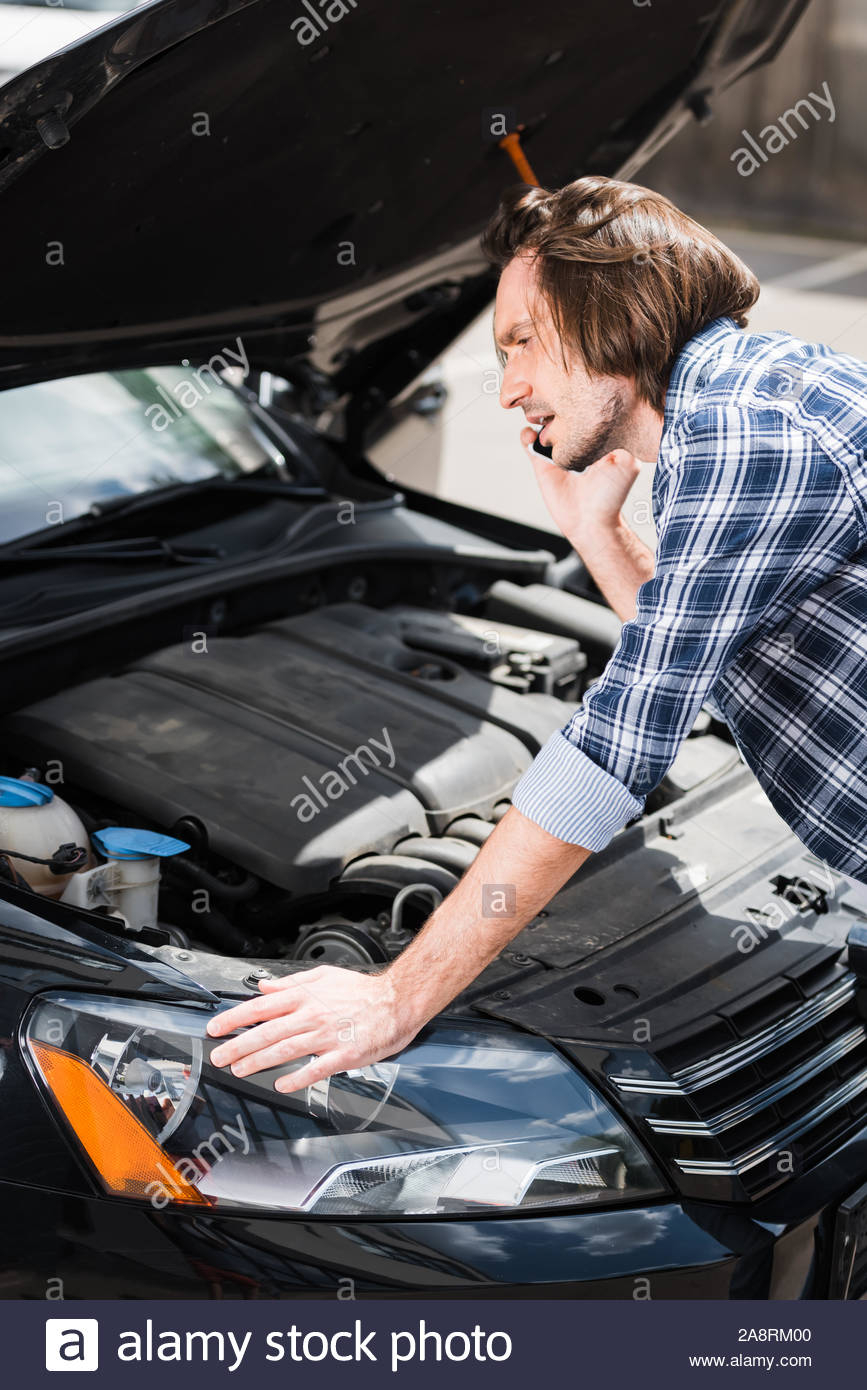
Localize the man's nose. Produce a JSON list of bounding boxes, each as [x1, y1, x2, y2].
[[499, 359, 530, 411]]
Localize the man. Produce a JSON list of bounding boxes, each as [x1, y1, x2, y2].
[[208, 175, 867, 1092]]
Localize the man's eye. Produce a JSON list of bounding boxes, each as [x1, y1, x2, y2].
[[501, 336, 531, 365]]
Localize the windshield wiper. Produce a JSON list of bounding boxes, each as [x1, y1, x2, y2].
[[0, 536, 226, 565], [83, 472, 327, 524]]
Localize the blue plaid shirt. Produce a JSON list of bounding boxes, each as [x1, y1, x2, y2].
[[512, 315, 867, 884]]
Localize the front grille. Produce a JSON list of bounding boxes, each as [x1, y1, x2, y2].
[[609, 968, 867, 1200]]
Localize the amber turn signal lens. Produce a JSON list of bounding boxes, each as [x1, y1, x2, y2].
[[29, 1041, 210, 1204]]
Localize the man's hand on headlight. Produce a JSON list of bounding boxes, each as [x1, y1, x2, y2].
[[207, 806, 593, 1094], [206, 965, 418, 1093]]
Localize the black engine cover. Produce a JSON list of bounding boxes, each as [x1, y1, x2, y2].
[[5, 603, 571, 895]]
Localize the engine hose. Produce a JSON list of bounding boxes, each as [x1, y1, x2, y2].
[[444, 816, 496, 846], [194, 907, 263, 957], [168, 856, 259, 901], [391, 836, 477, 873], [389, 883, 443, 937], [340, 855, 459, 896]]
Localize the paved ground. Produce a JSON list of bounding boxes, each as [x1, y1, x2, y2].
[[368, 226, 867, 555]]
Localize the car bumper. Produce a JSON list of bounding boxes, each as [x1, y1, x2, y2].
[[3, 1121, 867, 1299]]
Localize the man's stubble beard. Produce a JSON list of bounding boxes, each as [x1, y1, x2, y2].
[[557, 385, 631, 474]]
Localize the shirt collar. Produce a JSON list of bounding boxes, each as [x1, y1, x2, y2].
[[661, 315, 743, 435]]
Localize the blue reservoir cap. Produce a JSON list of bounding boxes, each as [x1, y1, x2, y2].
[[0, 776, 54, 807], [92, 827, 190, 861]]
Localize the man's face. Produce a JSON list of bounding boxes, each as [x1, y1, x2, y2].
[[495, 251, 634, 472]]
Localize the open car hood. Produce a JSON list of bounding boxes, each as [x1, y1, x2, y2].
[[0, 0, 808, 408]]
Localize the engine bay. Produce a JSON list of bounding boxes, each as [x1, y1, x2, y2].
[[0, 583, 742, 968], [8, 572, 867, 1207]]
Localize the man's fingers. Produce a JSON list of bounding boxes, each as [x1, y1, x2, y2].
[[205, 969, 333, 1038], [531, 454, 564, 493], [206, 988, 305, 1046], [204, 964, 406, 1094], [274, 1050, 349, 1095], [210, 1010, 321, 1068], [256, 969, 322, 993], [228, 1029, 324, 1079]]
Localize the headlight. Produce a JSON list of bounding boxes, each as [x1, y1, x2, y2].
[[22, 992, 666, 1215]]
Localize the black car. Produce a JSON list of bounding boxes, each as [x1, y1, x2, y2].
[[2, 0, 865, 1302]]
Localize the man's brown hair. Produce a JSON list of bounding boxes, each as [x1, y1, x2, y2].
[[481, 176, 760, 411]]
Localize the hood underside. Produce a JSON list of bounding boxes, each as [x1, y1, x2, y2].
[[0, 0, 808, 394]]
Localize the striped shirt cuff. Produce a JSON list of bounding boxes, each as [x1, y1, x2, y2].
[[511, 729, 646, 851]]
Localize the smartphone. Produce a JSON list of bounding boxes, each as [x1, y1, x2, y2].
[[527, 428, 553, 461]]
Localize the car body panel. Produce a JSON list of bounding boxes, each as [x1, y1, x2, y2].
[[1, 875, 865, 1300], [0, 0, 809, 402]]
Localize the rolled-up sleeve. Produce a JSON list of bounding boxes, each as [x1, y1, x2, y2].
[[512, 403, 859, 849], [511, 728, 645, 848]]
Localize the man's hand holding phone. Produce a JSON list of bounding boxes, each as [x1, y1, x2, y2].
[[521, 428, 653, 622], [520, 426, 643, 555]]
